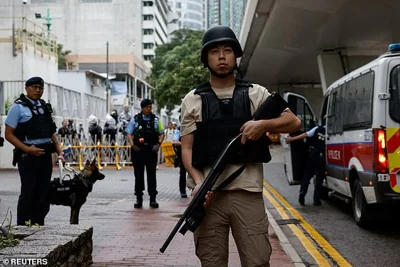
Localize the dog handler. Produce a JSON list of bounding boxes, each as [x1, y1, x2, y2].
[[180, 26, 301, 266], [5, 77, 65, 226]]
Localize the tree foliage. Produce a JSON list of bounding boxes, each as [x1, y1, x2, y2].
[[57, 44, 72, 70], [149, 29, 209, 111]]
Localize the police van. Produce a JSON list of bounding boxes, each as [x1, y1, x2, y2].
[[282, 43, 400, 227]]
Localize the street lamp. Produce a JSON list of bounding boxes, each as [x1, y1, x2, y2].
[[34, 8, 61, 39], [105, 41, 110, 114]]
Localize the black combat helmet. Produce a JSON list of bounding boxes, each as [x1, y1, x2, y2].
[[200, 26, 243, 66]]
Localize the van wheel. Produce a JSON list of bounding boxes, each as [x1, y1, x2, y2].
[[352, 180, 370, 227]]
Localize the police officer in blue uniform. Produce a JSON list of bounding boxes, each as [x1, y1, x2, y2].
[[172, 126, 187, 198], [4, 77, 65, 225], [126, 99, 164, 208], [286, 125, 326, 206]]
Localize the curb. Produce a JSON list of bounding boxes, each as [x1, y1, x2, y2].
[[265, 207, 306, 267]]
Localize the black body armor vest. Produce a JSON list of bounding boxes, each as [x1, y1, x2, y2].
[[308, 126, 326, 155], [14, 94, 56, 142], [192, 79, 272, 169], [132, 113, 159, 146]]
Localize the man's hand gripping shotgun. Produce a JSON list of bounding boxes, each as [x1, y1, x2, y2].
[[160, 91, 289, 253]]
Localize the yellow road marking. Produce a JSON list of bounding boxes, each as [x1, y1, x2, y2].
[[264, 180, 352, 267], [263, 189, 330, 266]]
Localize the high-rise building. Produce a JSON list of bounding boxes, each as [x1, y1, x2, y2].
[[168, 0, 204, 31], [206, 0, 246, 37], [21, 0, 177, 64]]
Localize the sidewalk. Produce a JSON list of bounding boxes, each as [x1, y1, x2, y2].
[[87, 165, 297, 267], [0, 165, 299, 267]]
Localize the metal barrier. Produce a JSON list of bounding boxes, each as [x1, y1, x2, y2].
[[59, 134, 132, 170]]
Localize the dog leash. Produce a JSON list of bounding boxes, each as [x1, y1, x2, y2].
[[58, 159, 63, 179], [58, 160, 79, 178]]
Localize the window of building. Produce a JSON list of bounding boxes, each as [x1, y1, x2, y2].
[[143, 15, 154, 20], [143, 43, 154, 49], [176, 2, 181, 8], [78, 62, 129, 73], [31, 0, 64, 3], [186, 12, 202, 21], [144, 55, 154, 61], [79, 0, 112, 3], [342, 71, 375, 129], [143, 1, 153, 6], [143, 29, 154, 35], [390, 65, 400, 123], [187, 3, 201, 11], [183, 21, 201, 30]]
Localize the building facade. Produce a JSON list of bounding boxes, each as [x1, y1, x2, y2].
[[11, 0, 176, 65], [206, 0, 246, 36], [168, 0, 204, 31], [142, 0, 178, 62]]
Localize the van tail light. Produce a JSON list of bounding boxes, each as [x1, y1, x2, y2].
[[373, 128, 388, 173]]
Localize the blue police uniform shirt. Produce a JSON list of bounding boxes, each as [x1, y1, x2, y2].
[[5, 96, 52, 145], [306, 126, 325, 137], [172, 129, 181, 142], [125, 114, 162, 135]]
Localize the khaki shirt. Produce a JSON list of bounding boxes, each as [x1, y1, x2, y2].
[[181, 83, 271, 192]]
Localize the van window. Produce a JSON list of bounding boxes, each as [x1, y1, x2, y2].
[[389, 65, 400, 123], [287, 95, 315, 132], [327, 86, 344, 134], [342, 72, 374, 130]]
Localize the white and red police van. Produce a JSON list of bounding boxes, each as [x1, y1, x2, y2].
[[282, 43, 400, 227]]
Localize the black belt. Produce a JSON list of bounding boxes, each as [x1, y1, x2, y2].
[[27, 142, 56, 154]]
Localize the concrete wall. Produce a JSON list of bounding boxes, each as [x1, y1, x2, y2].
[[0, 43, 58, 84]]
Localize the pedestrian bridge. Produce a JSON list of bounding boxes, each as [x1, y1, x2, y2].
[[240, 0, 400, 113]]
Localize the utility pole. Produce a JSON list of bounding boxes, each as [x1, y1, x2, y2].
[[106, 41, 110, 113], [12, 0, 17, 57]]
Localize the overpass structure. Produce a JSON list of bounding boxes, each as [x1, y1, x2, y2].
[[239, 0, 400, 113]]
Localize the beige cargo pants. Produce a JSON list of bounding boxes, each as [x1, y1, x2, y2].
[[194, 190, 272, 267]]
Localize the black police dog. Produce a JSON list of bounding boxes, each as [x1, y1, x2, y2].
[[47, 158, 105, 224]]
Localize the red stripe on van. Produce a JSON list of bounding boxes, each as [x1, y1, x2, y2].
[[387, 129, 400, 154], [327, 143, 373, 171]]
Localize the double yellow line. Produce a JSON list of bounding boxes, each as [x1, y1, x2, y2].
[[263, 180, 352, 267]]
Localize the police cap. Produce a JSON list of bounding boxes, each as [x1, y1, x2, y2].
[[140, 98, 153, 108], [25, 76, 44, 87], [200, 26, 243, 66]]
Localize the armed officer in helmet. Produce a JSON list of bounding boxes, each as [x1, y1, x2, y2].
[[4, 77, 65, 226], [126, 99, 164, 208], [180, 26, 301, 267], [286, 125, 326, 206]]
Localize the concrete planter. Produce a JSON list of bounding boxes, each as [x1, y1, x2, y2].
[[0, 225, 93, 267]]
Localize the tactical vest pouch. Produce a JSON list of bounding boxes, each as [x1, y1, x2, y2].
[[48, 175, 77, 206]]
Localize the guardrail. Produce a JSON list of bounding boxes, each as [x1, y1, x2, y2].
[[60, 142, 131, 170]]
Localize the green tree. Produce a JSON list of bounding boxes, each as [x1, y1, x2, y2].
[[149, 29, 208, 111], [57, 44, 72, 70]]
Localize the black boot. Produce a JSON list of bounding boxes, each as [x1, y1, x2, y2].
[[150, 197, 159, 208], [134, 196, 143, 208]]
